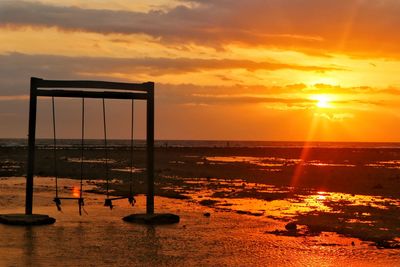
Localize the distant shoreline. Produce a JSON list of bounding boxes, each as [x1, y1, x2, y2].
[[2, 138, 400, 149]]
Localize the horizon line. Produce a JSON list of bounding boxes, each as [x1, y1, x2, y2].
[[1, 138, 400, 144]]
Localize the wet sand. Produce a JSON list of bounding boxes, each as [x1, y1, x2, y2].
[[1, 146, 400, 251], [1, 177, 400, 267]]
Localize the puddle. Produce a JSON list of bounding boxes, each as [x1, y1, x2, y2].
[[205, 156, 357, 168], [111, 167, 144, 173], [366, 160, 400, 169], [66, 158, 116, 164]]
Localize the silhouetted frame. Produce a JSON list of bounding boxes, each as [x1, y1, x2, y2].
[[26, 77, 155, 215]]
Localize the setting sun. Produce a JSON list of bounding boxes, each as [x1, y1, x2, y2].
[[310, 95, 332, 108]]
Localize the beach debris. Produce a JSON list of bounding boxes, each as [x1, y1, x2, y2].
[[123, 213, 180, 225], [199, 199, 219, 207], [285, 222, 297, 232]]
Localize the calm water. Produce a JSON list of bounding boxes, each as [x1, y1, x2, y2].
[[1, 177, 400, 267]]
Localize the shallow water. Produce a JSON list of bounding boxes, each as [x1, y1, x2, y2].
[[1, 178, 400, 266], [163, 176, 399, 216], [204, 156, 391, 169]]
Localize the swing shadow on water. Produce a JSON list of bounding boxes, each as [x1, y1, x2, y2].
[[1, 177, 400, 266]]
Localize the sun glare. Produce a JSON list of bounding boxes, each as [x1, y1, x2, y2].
[[311, 94, 332, 108]]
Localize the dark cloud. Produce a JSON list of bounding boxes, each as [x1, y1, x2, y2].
[[0, 52, 340, 96], [1, 1, 400, 56]]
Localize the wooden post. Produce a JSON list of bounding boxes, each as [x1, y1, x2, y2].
[[26, 77, 38, 215], [146, 82, 155, 214]]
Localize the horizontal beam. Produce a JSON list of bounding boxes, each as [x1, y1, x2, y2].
[[37, 89, 148, 100], [32, 77, 153, 92]]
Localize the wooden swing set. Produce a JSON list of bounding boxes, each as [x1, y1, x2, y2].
[[1, 77, 180, 225], [0, 77, 179, 225], [26, 77, 155, 217]]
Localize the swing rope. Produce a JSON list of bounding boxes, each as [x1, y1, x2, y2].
[[103, 98, 110, 199], [103, 99, 115, 209], [79, 98, 85, 215], [128, 99, 136, 206], [52, 97, 61, 211], [103, 99, 136, 209], [52, 97, 86, 215]]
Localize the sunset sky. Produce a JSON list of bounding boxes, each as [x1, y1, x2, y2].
[[1, 0, 400, 141]]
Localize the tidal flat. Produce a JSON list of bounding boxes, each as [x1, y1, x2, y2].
[[1, 145, 400, 256], [1, 177, 400, 266]]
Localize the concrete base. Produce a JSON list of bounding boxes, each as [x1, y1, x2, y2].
[[0, 214, 56, 226], [123, 213, 180, 225]]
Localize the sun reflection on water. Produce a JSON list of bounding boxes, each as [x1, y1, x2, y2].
[[72, 186, 80, 198], [164, 176, 400, 219]]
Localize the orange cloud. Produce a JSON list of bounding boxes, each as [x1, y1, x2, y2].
[[1, 1, 400, 57]]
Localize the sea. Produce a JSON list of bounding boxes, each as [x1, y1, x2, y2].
[[1, 138, 400, 149]]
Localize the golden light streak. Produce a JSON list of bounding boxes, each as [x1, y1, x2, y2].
[[290, 114, 320, 188]]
